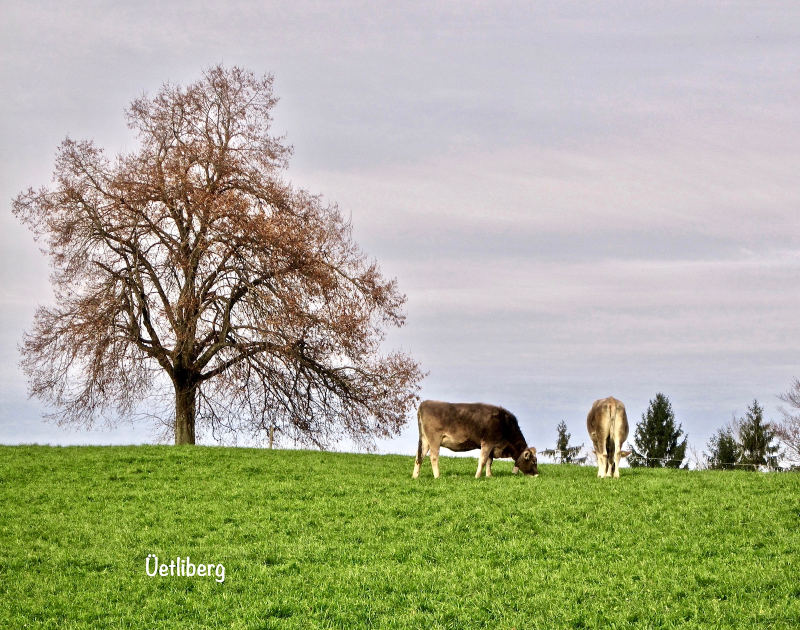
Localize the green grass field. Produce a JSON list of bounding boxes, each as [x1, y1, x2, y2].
[[1, 445, 798, 629]]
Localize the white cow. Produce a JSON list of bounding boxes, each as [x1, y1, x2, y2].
[[587, 397, 630, 478]]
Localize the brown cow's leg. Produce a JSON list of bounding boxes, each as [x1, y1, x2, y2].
[[429, 441, 442, 478], [412, 434, 430, 478], [486, 456, 494, 477], [476, 444, 492, 478]]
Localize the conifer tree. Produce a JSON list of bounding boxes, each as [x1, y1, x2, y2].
[[555, 420, 583, 464], [630, 393, 687, 468], [705, 425, 739, 470], [737, 400, 779, 470], [541, 421, 583, 464]]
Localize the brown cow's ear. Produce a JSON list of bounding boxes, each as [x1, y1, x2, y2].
[[530, 447, 537, 455], [523, 451, 531, 460]]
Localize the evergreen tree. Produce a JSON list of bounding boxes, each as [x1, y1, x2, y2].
[[630, 393, 687, 468], [705, 426, 739, 470], [555, 421, 583, 464], [541, 421, 583, 464], [737, 400, 779, 470]]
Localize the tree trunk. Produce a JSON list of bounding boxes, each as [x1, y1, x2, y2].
[[174, 382, 197, 445]]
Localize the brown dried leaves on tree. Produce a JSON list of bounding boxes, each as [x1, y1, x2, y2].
[[13, 65, 424, 446]]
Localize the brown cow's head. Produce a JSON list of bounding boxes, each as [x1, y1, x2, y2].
[[515, 447, 539, 476]]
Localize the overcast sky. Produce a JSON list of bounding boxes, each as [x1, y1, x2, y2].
[[2, 1, 799, 456]]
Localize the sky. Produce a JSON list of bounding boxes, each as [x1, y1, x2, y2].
[[2, 1, 800, 458]]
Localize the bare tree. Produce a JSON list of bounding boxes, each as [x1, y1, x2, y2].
[[687, 445, 708, 471], [777, 378, 800, 464], [13, 65, 423, 447]]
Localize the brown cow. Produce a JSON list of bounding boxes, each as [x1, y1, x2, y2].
[[586, 396, 631, 478], [412, 400, 539, 478]]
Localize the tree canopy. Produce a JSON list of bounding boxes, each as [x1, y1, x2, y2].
[[629, 393, 687, 468], [13, 65, 424, 447]]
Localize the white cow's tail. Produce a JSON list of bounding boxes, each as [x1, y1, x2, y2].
[[606, 398, 617, 459], [416, 407, 423, 464]]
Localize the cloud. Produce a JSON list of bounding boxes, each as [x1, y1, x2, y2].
[[297, 125, 800, 259]]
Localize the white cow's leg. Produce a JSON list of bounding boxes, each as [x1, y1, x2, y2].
[[429, 442, 442, 479], [412, 435, 430, 478], [597, 456, 606, 477], [597, 444, 608, 478], [613, 437, 622, 478], [591, 434, 606, 478]]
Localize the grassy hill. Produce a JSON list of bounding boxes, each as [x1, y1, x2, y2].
[[1, 445, 799, 629]]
